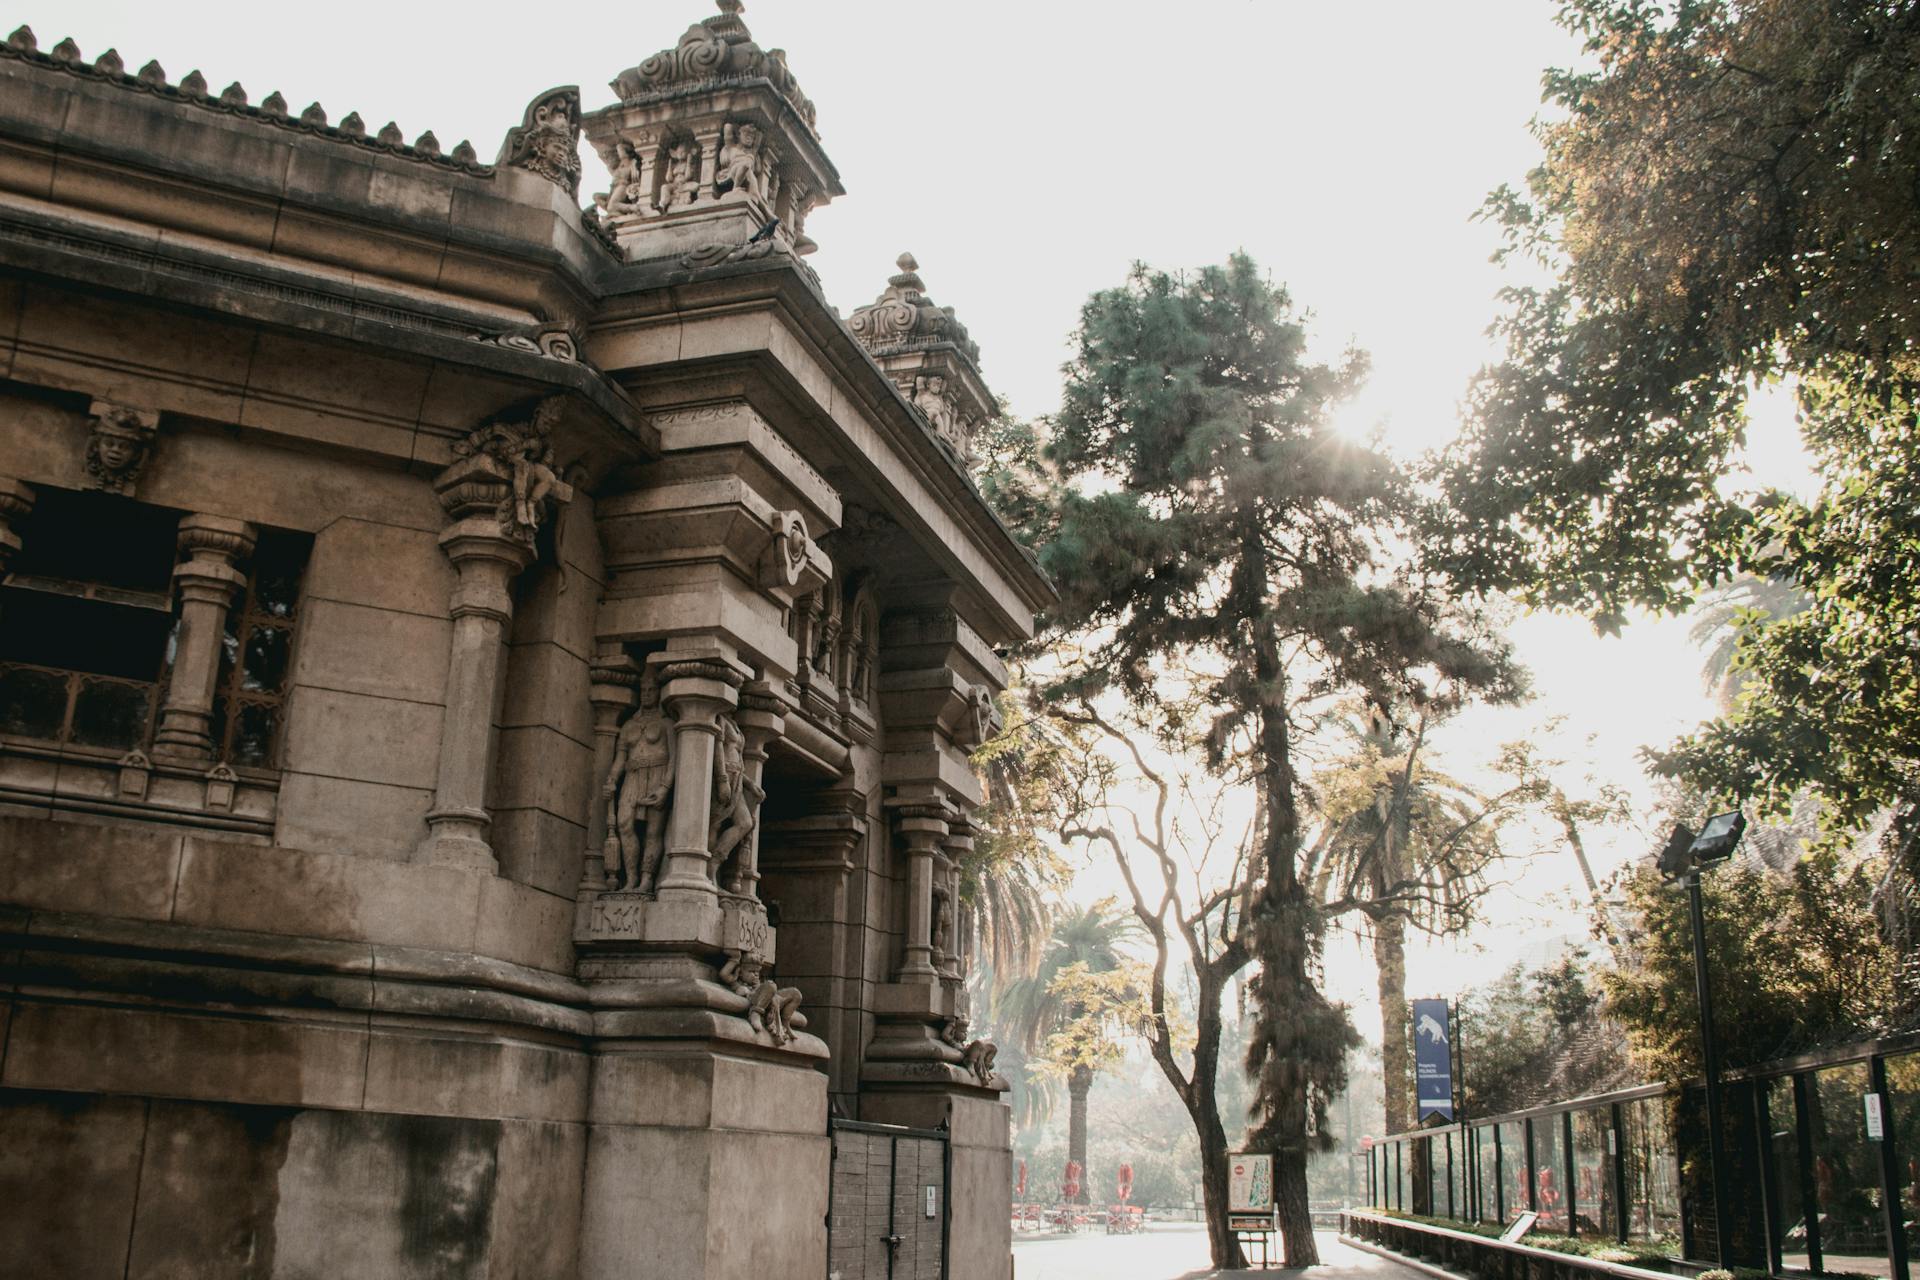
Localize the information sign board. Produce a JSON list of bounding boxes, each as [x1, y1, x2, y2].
[[1228, 1152, 1273, 1215]]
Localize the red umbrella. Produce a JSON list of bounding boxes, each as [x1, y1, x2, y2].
[[1016, 1159, 1027, 1199], [1063, 1160, 1082, 1200], [1117, 1163, 1134, 1202]]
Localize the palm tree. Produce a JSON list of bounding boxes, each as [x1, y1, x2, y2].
[[1688, 573, 1812, 708], [963, 685, 1075, 977], [988, 901, 1140, 1202], [1304, 701, 1527, 1134]]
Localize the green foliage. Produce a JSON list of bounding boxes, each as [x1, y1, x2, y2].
[[1431, 0, 1920, 628], [964, 681, 1076, 977], [1458, 952, 1627, 1116], [1030, 961, 1174, 1082], [1600, 849, 1897, 1079]]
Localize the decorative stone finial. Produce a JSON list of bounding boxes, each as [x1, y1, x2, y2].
[[497, 86, 582, 196], [451, 139, 477, 165], [49, 37, 79, 64], [179, 69, 208, 97], [299, 101, 326, 127], [848, 254, 993, 464], [7, 25, 35, 53], [376, 120, 402, 146], [414, 130, 440, 157], [219, 81, 246, 106], [136, 58, 165, 88], [338, 111, 365, 139], [261, 91, 287, 118], [93, 48, 123, 77]]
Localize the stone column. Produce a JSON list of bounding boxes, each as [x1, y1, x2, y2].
[[940, 819, 975, 983], [694, 125, 724, 203], [895, 803, 949, 984], [581, 646, 639, 895], [652, 654, 742, 901], [414, 458, 536, 873], [733, 680, 786, 898], [152, 515, 256, 764], [0, 476, 33, 571]]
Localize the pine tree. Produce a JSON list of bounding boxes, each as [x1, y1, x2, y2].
[[1037, 255, 1520, 1266]]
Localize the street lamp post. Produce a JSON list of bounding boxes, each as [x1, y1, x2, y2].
[[1660, 810, 1747, 1268]]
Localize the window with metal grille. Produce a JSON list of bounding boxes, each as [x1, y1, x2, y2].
[[208, 528, 307, 770]]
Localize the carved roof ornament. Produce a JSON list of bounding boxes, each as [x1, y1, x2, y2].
[[498, 86, 582, 197], [611, 1, 817, 134], [849, 254, 995, 465], [583, 1, 843, 263], [83, 399, 160, 497], [849, 254, 980, 363]]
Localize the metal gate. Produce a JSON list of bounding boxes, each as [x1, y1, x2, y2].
[[827, 1119, 949, 1280]]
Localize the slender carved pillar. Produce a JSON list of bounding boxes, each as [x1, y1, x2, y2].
[[653, 654, 743, 900], [940, 819, 975, 983], [732, 680, 786, 898], [694, 124, 724, 202], [581, 646, 639, 895], [0, 477, 36, 572], [414, 434, 553, 872], [895, 803, 949, 983], [152, 515, 256, 764]]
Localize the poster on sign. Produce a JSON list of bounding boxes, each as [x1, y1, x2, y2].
[[1412, 996, 1455, 1121], [1227, 1152, 1274, 1215]]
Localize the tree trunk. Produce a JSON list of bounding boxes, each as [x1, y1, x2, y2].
[[1267, 892, 1322, 1267], [1375, 910, 1410, 1135], [1195, 1112, 1247, 1269], [1067, 1064, 1093, 1204]]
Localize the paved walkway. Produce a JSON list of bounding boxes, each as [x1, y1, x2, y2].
[[1011, 1226, 1430, 1280]]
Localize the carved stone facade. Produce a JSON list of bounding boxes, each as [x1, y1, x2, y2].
[[0, 5, 1049, 1280]]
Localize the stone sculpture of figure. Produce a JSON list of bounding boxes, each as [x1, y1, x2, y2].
[[708, 715, 761, 892], [717, 122, 765, 200], [508, 433, 560, 534], [85, 402, 160, 496], [720, 949, 802, 1044], [940, 1016, 969, 1050], [931, 890, 953, 964], [962, 1038, 998, 1084], [605, 676, 675, 893], [912, 373, 956, 440], [597, 139, 647, 217], [662, 140, 700, 208]]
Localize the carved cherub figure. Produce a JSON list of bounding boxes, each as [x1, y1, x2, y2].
[[85, 402, 160, 495], [708, 716, 763, 892], [717, 122, 765, 200], [605, 675, 675, 893], [508, 433, 561, 533], [940, 1015, 969, 1050], [931, 890, 953, 965]]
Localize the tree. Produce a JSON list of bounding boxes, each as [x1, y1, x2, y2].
[[1036, 256, 1522, 1265], [1601, 847, 1897, 1080], [1431, 0, 1920, 855], [964, 683, 1074, 978], [1028, 959, 1161, 1204], [1458, 953, 1634, 1116], [1051, 696, 1268, 1268], [990, 900, 1142, 1201], [1305, 699, 1548, 1133]]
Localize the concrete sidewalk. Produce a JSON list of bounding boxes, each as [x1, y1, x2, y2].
[[1012, 1225, 1434, 1280]]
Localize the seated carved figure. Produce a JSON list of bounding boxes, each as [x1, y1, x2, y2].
[[720, 950, 803, 1045], [716, 122, 764, 200], [597, 139, 649, 217], [962, 1038, 998, 1084]]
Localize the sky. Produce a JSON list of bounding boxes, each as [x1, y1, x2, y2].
[[33, 2, 1817, 1026]]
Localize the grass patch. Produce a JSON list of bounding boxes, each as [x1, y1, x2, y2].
[[1372, 1210, 1676, 1269]]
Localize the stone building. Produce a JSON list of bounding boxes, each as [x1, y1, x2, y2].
[[0, 4, 1050, 1277]]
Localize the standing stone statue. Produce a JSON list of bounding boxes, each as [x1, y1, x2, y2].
[[605, 676, 675, 894], [708, 715, 761, 893]]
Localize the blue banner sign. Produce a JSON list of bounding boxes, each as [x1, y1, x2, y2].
[[1412, 998, 1454, 1121]]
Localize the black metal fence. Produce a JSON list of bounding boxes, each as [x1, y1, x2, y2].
[[1363, 1030, 1920, 1280]]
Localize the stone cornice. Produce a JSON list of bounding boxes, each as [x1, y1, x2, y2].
[[2, 25, 492, 176]]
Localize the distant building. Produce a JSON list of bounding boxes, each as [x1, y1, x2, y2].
[[0, 4, 1050, 1276]]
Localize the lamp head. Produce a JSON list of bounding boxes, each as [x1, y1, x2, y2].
[[1657, 825, 1696, 879], [1689, 809, 1747, 864]]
